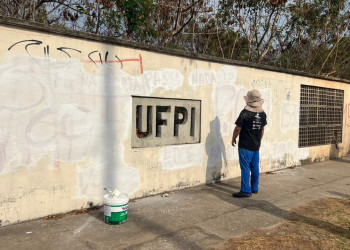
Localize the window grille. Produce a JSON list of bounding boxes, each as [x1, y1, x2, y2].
[[299, 85, 343, 147]]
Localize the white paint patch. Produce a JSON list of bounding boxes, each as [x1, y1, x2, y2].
[[160, 144, 204, 170], [226, 143, 238, 161], [188, 67, 274, 168], [259, 88, 272, 129], [281, 101, 299, 130], [25, 105, 94, 159], [213, 86, 271, 136], [142, 69, 184, 91], [181, 66, 239, 170], [188, 66, 237, 89], [112, 68, 184, 96], [73, 216, 95, 235], [214, 85, 247, 119], [76, 96, 141, 198], [0, 55, 185, 198], [0, 63, 44, 111], [64, 67, 184, 97], [219, 121, 235, 138], [210, 67, 246, 136], [260, 140, 309, 162], [188, 69, 216, 89], [216, 66, 237, 86], [227, 140, 309, 164]]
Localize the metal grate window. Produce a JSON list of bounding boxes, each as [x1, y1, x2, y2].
[[299, 85, 343, 147]]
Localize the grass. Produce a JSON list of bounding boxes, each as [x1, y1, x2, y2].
[[214, 198, 350, 250]]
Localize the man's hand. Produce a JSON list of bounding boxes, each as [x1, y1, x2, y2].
[[232, 126, 241, 147]]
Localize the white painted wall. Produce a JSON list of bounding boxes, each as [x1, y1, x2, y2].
[[0, 23, 349, 226]]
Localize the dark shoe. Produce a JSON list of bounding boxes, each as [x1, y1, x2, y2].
[[232, 191, 252, 198], [252, 191, 258, 194]]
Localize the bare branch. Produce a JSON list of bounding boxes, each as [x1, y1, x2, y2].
[[173, 0, 182, 35], [0, 1, 14, 16], [259, 5, 282, 62], [173, 4, 195, 38], [318, 22, 350, 75], [215, 14, 224, 58], [181, 0, 202, 13]]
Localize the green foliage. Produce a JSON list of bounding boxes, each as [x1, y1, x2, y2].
[[103, 0, 156, 39], [74, 0, 156, 41], [1, 0, 350, 80]]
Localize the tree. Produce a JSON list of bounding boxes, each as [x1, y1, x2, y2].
[[216, 0, 288, 62], [277, 0, 350, 78], [0, 0, 80, 25], [1, 0, 350, 80], [74, 0, 157, 41]]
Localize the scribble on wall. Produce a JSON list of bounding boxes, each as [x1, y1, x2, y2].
[[1, 25, 349, 228], [8, 39, 143, 73], [189, 66, 237, 89], [0, 53, 185, 198], [158, 66, 239, 172], [189, 66, 244, 135], [0, 63, 45, 111]]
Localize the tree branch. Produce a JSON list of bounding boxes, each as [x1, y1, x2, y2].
[[259, 5, 281, 62], [173, 0, 182, 35], [318, 22, 350, 75], [172, 5, 195, 38]]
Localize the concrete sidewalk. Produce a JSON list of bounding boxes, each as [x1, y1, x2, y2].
[[1, 158, 350, 250]]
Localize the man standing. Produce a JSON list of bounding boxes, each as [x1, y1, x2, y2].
[[231, 89, 267, 198]]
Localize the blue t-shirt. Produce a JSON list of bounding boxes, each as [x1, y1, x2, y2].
[[235, 109, 267, 151]]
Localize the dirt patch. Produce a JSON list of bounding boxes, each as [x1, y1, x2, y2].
[[214, 198, 350, 250], [44, 207, 100, 220]]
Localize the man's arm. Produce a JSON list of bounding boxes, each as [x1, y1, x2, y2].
[[232, 125, 241, 147], [261, 127, 265, 141]]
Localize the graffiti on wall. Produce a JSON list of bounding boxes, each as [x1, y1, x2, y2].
[[0, 48, 186, 197], [1, 36, 317, 195], [158, 66, 237, 171], [188, 67, 236, 88], [189, 66, 241, 133], [214, 85, 272, 136], [8, 39, 143, 73]]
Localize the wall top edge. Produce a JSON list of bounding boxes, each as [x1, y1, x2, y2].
[[1, 16, 349, 85], [132, 95, 202, 102]]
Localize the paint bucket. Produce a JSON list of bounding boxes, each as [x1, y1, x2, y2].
[[103, 192, 129, 225]]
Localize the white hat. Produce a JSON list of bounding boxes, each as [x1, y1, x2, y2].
[[244, 89, 264, 112]]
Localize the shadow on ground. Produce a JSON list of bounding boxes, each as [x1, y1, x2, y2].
[[206, 182, 350, 240]]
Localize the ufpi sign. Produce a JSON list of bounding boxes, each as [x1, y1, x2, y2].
[[132, 96, 201, 147]]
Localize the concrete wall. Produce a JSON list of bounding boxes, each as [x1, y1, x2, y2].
[[0, 19, 349, 226]]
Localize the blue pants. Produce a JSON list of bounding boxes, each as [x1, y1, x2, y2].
[[238, 148, 260, 194]]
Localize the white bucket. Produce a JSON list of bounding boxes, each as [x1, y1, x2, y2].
[[103, 193, 129, 225]]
